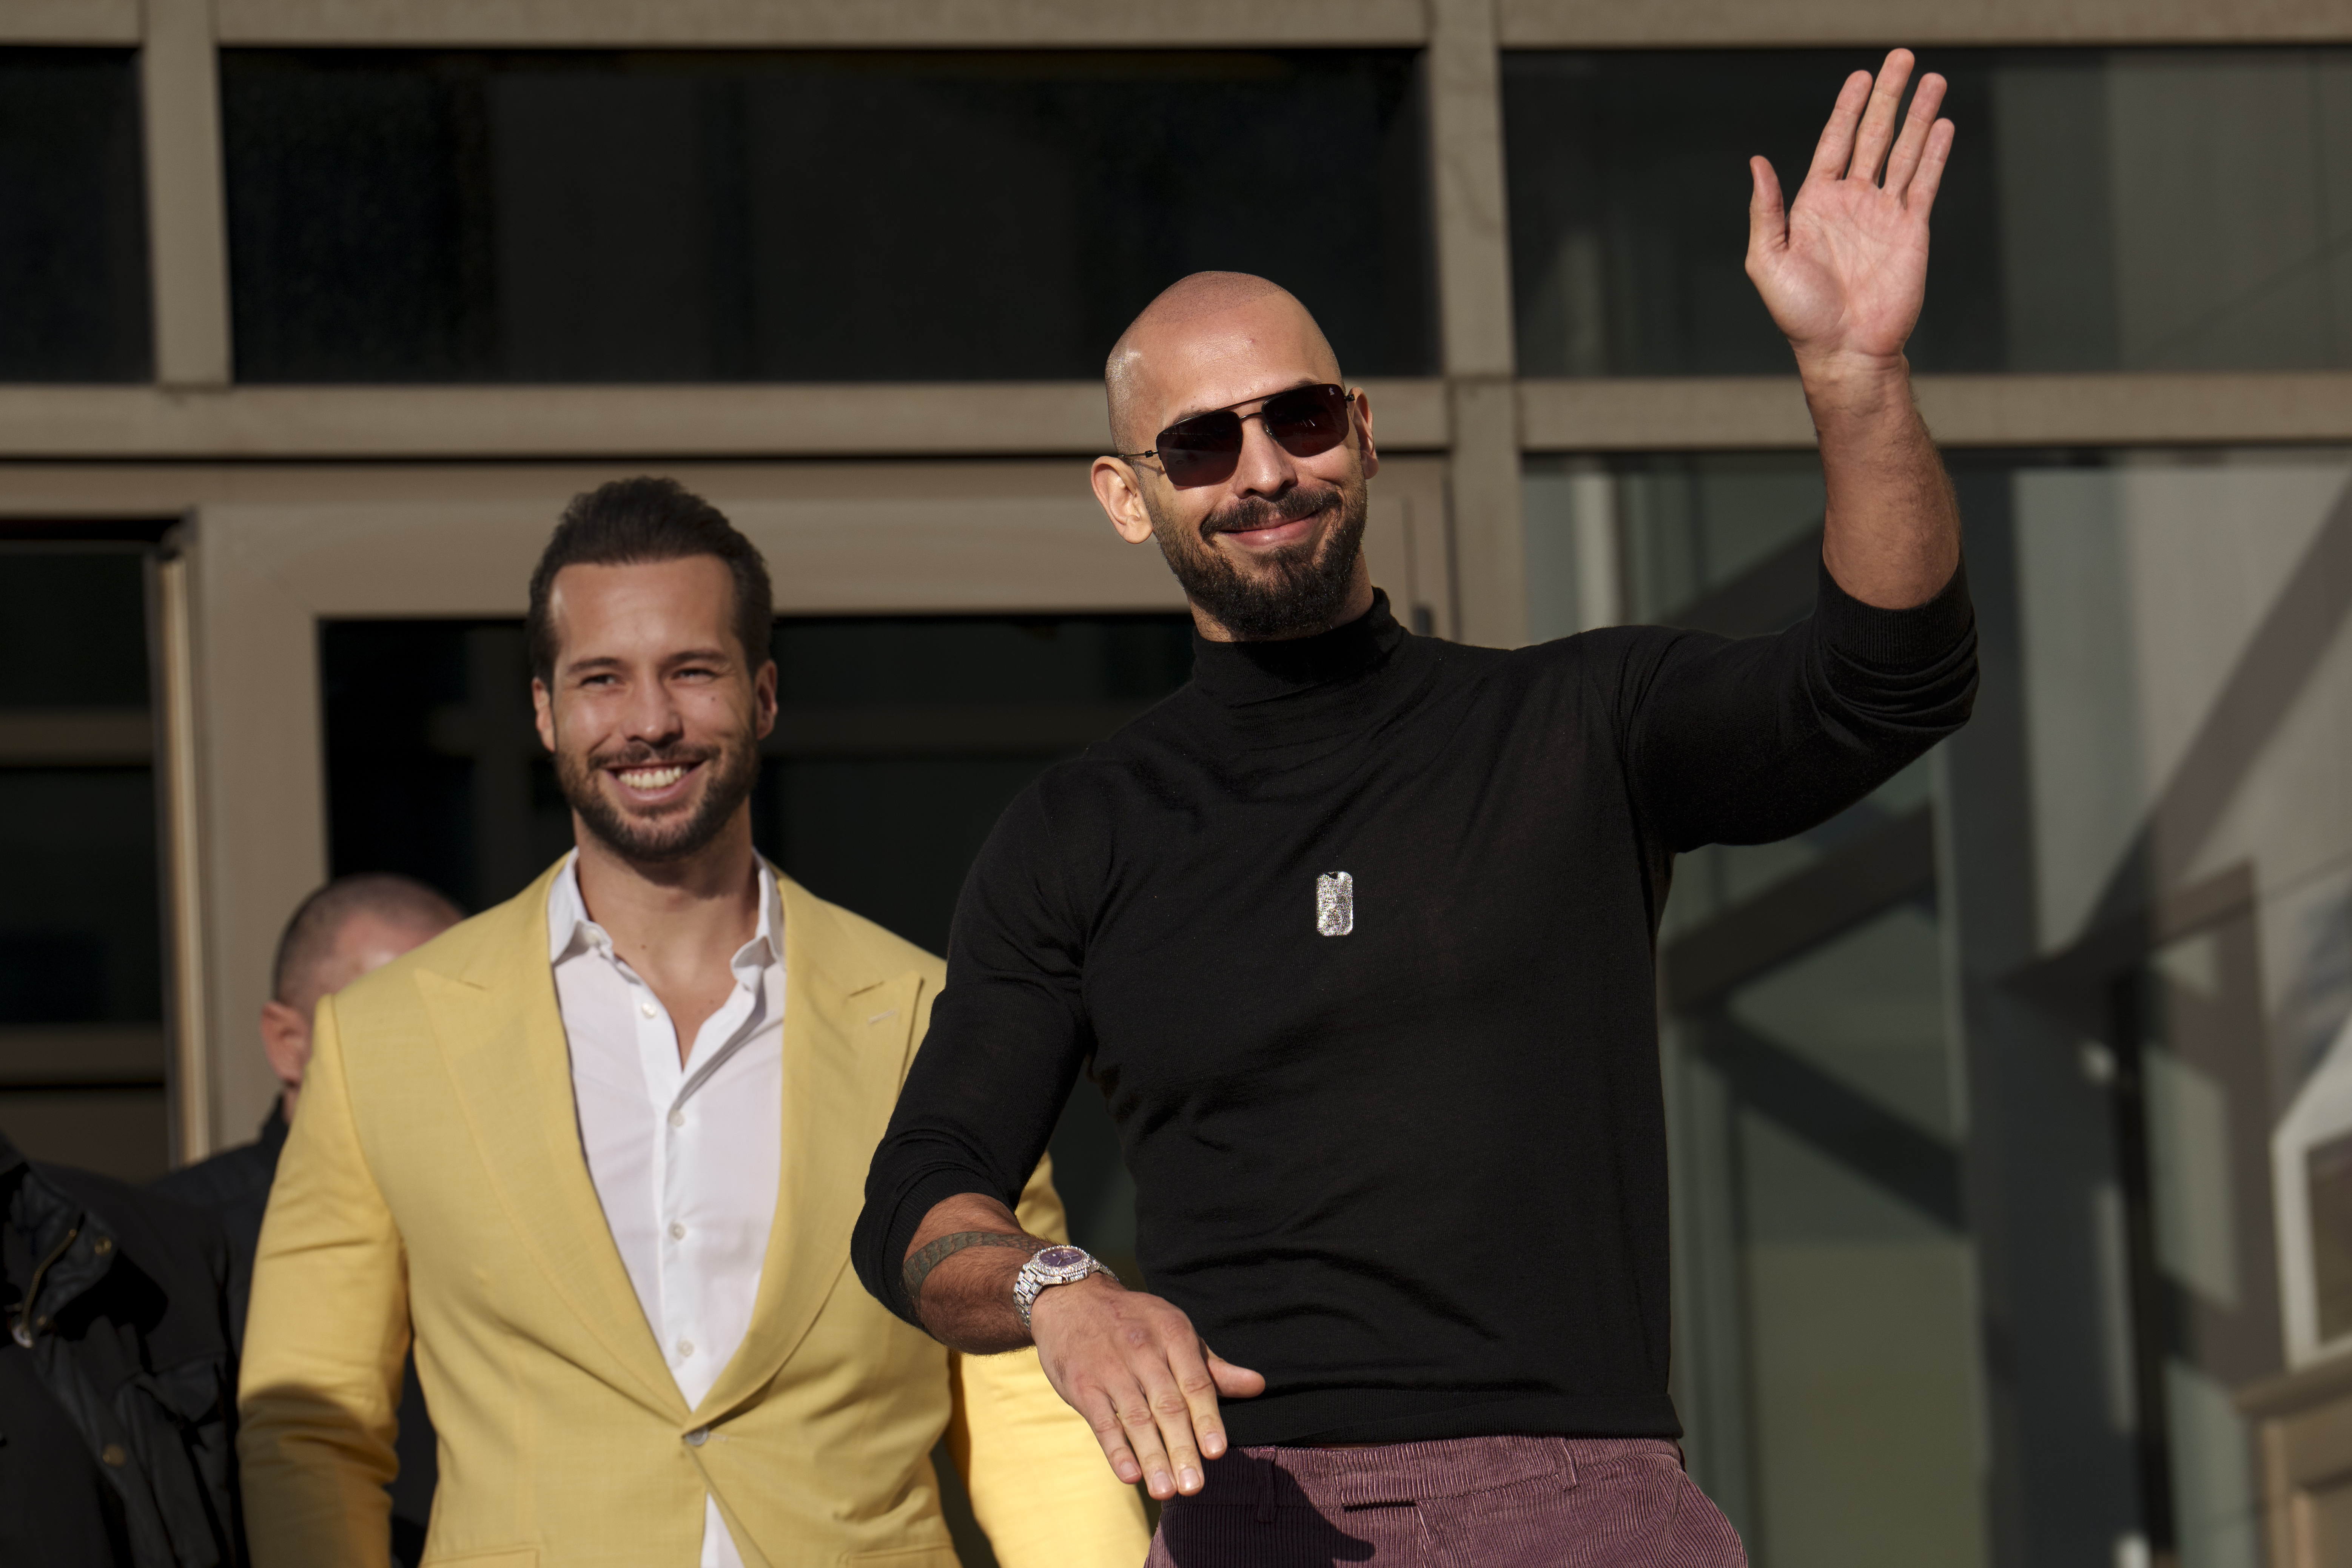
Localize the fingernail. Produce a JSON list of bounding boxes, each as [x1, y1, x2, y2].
[[1180, 1466, 1202, 1491], [1151, 1471, 1171, 1495]]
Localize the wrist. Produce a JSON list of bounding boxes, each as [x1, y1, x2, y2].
[[1793, 347, 1912, 415], [1026, 1270, 1117, 1338], [1017, 1247, 1119, 1338]]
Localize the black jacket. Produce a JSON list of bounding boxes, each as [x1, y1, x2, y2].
[[155, 1107, 439, 1566], [2, 1130, 244, 1567]]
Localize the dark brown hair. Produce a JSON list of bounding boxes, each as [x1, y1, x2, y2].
[[526, 477, 775, 685]]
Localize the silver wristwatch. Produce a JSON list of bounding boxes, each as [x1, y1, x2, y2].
[[1013, 1244, 1116, 1329]]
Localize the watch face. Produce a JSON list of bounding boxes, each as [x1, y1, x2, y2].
[[1034, 1245, 1088, 1272]]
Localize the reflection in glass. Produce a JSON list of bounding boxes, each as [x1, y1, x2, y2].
[[1504, 48, 2352, 376], [224, 50, 1435, 383], [1679, 900, 1982, 1568], [1530, 452, 1984, 1562], [2123, 926, 2277, 1568]]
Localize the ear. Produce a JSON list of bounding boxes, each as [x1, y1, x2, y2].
[[532, 677, 556, 753], [259, 999, 314, 1094], [1091, 457, 1158, 546], [752, 658, 779, 741], [1352, 387, 1380, 480]]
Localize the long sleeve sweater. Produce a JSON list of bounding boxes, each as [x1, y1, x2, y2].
[[854, 563, 1978, 1446]]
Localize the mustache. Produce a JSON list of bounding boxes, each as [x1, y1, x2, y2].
[[1202, 484, 1339, 537]]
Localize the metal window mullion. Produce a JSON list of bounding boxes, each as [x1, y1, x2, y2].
[[141, 0, 233, 388]]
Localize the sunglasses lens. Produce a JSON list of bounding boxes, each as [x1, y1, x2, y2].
[[1154, 410, 1243, 488], [1264, 385, 1350, 457], [1144, 387, 1350, 487]]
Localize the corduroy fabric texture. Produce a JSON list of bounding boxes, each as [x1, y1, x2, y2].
[[1145, 1436, 1746, 1567]]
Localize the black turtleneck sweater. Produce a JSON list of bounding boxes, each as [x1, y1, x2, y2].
[[854, 564, 1977, 1446]]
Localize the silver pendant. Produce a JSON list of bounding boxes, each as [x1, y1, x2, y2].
[[1316, 872, 1355, 936]]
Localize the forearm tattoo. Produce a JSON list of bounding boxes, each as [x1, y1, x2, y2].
[[903, 1230, 1047, 1303]]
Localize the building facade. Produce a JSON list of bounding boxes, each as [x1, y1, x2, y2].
[[5, 3, 2352, 1565]]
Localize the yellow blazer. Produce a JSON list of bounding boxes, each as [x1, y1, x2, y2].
[[239, 860, 1146, 1568]]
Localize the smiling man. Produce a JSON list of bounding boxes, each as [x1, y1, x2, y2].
[[857, 52, 1980, 1565], [237, 479, 1145, 1567]]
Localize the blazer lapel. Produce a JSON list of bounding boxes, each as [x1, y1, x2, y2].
[[695, 871, 923, 1424], [418, 862, 686, 1422]]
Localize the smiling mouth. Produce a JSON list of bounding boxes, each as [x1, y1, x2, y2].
[[1210, 501, 1328, 547], [613, 763, 692, 791]]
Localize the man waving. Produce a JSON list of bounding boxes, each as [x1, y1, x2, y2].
[[856, 52, 1973, 1565]]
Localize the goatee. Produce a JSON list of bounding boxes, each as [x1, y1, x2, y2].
[[1148, 476, 1370, 641], [555, 735, 760, 864]]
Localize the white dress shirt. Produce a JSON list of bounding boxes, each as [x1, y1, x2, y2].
[[549, 853, 784, 1568]]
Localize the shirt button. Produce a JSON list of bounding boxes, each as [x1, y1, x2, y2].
[[668, 1109, 685, 1129], [685, 1426, 709, 1447], [640, 1001, 658, 1019], [677, 1339, 695, 1358], [670, 1221, 687, 1240]]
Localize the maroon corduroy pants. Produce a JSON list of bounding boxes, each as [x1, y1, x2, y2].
[[1143, 1436, 1746, 1568]]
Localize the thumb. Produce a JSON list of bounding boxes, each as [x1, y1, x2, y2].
[[1748, 154, 1787, 257], [1206, 1348, 1266, 1398]]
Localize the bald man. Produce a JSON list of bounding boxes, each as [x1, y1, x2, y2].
[[160, 874, 464, 1311], [858, 52, 1977, 1565], [157, 872, 461, 1567]]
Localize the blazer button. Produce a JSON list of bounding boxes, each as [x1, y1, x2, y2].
[[101, 1443, 128, 1466], [685, 1427, 709, 1447]]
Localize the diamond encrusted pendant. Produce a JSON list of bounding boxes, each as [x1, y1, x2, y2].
[[1316, 871, 1354, 936]]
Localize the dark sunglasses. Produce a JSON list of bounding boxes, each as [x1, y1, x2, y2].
[[1117, 383, 1355, 489]]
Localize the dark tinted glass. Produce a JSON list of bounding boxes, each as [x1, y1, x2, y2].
[[1505, 48, 2352, 375], [0, 50, 151, 381], [0, 550, 161, 1026], [226, 50, 1435, 383], [0, 771, 160, 1024], [0, 552, 153, 707]]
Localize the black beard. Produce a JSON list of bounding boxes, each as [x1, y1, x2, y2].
[[556, 732, 760, 865], [1147, 477, 1370, 640]]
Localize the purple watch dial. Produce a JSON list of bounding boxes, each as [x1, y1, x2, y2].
[[1034, 1245, 1088, 1272]]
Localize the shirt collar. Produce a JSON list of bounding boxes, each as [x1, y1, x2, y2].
[[1185, 589, 1405, 709], [547, 850, 782, 976]]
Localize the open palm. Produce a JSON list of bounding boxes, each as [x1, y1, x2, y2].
[[1747, 50, 1955, 370]]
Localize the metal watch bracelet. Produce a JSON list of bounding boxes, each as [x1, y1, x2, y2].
[[1013, 1244, 1117, 1330]]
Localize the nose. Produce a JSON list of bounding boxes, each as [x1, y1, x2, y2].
[[619, 674, 684, 747], [1227, 408, 1300, 499]]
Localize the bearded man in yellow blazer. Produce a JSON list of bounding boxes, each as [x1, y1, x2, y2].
[[239, 478, 1147, 1568]]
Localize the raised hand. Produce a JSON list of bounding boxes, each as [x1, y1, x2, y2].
[[1746, 49, 1954, 382]]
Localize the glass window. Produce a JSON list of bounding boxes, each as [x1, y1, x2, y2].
[[1521, 453, 1981, 1560], [225, 50, 1435, 383], [0, 49, 151, 381], [1504, 48, 2352, 376], [0, 546, 167, 1183]]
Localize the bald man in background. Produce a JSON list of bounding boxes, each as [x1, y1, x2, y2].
[[157, 871, 462, 1567]]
